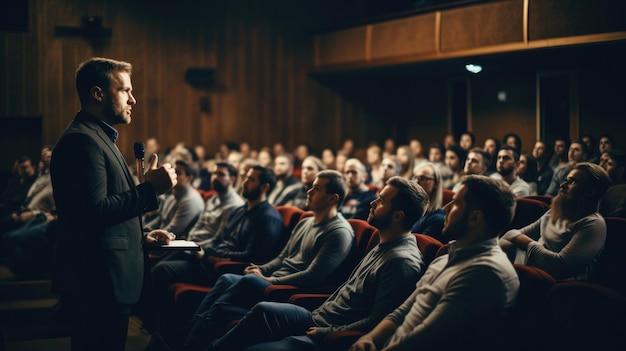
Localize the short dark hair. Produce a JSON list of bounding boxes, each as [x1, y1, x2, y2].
[[175, 160, 197, 179], [461, 175, 516, 237], [600, 134, 615, 147], [215, 162, 239, 185], [76, 57, 132, 107], [386, 176, 429, 230], [316, 170, 348, 208], [498, 145, 520, 162], [502, 132, 522, 154], [461, 131, 476, 146], [468, 147, 491, 170], [607, 150, 626, 168], [570, 139, 590, 156], [252, 165, 276, 194], [447, 145, 468, 169]]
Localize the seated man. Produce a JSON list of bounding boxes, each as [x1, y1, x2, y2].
[[350, 175, 519, 351], [144, 166, 283, 331], [452, 148, 490, 192], [186, 162, 244, 246], [490, 145, 530, 198], [170, 170, 354, 350], [143, 160, 205, 238], [195, 176, 429, 351], [500, 162, 611, 280], [267, 153, 302, 207], [340, 158, 377, 220]]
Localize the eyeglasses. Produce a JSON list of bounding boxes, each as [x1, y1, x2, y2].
[[415, 175, 434, 182]]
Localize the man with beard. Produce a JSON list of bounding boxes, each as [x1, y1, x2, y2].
[[144, 166, 282, 335], [341, 158, 377, 220], [350, 175, 519, 351], [177, 170, 354, 351], [267, 153, 302, 207], [491, 145, 530, 198], [500, 162, 611, 280], [186, 162, 244, 245], [50, 58, 178, 351], [198, 176, 427, 351], [451, 148, 490, 192]]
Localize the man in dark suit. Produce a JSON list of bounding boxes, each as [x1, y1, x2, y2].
[[50, 57, 177, 351]]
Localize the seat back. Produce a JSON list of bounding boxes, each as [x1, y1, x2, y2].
[[505, 197, 549, 231], [274, 206, 305, 257], [591, 216, 626, 295], [412, 233, 444, 267], [524, 194, 552, 205], [325, 219, 378, 287], [442, 189, 454, 207]]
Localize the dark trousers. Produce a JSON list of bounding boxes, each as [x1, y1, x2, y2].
[[184, 273, 272, 350], [207, 301, 315, 351], [68, 295, 131, 351]]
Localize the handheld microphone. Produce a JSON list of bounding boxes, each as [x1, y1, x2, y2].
[[134, 142, 145, 183]]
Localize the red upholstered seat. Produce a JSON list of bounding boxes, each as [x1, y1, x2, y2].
[[505, 197, 549, 231], [412, 233, 444, 267]]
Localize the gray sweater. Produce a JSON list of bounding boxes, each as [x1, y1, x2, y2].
[[260, 213, 354, 286]]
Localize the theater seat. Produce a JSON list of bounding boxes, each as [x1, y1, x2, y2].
[[442, 189, 454, 207], [591, 216, 626, 295], [412, 233, 444, 266], [505, 197, 549, 232]]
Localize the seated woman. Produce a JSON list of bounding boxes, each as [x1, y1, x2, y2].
[[411, 162, 445, 243]]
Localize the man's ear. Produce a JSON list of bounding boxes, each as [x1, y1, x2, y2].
[[393, 210, 405, 224], [261, 183, 271, 194], [468, 209, 483, 227], [328, 193, 339, 206], [91, 86, 104, 102]]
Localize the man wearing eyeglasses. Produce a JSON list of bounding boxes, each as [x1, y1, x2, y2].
[[499, 162, 611, 281]]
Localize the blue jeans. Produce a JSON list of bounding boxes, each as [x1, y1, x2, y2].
[[207, 301, 315, 351], [185, 273, 272, 351]]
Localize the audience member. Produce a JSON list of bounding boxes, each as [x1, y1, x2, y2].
[[335, 151, 349, 173], [502, 132, 522, 155], [227, 151, 243, 170], [365, 143, 383, 187], [411, 162, 445, 243], [409, 138, 427, 169], [235, 158, 260, 196], [186, 162, 244, 247], [545, 139, 588, 196], [483, 137, 501, 175], [143, 160, 204, 237], [598, 134, 614, 155], [267, 154, 302, 206], [395, 145, 415, 180], [491, 146, 530, 198], [428, 143, 454, 190], [293, 143, 311, 178], [292, 156, 325, 210], [321, 148, 336, 170], [382, 138, 396, 158], [532, 140, 554, 195], [377, 156, 401, 189], [256, 147, 273, 168], [340, 158, 377, 220], [350, 175, 519, 351], [458, 131, 475, 151], [341, 139, 355, 158], [599, 150, 626, 218], [500, 162, 610, 280], [518, 152, 538, 196], [548, 136, 569, 171], [580, 134, 599, 164], [180, 170, 354, 351], [452, 148, 489, 192], [201, 176, 429, 351], [443, 133, 456, 149], [0, 155, 36, 214], [272, 143, 286, 158], [445, 145, 466, 190]]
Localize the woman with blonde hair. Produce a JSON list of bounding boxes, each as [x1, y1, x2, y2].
[[411, 162, 445, 243]]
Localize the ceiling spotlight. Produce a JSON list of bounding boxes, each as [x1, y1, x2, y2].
[[465, 64, 483, 74]]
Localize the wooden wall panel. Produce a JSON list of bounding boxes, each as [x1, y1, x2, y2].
[[529, 0, 626, 40], [370, 13, 437, 60], [316, 26, 368, 65], [440, 0, 524, 52]]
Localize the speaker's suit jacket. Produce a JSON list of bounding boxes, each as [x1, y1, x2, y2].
[[51, 111, 158, 304]]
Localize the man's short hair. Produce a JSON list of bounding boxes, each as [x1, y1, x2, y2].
[[76, 57, 132, 107], [386, 176, 429, 230], [215, 161, 239, 183], [469, 147, 491, 171], [498, 145, 520, 162], [574, 162, 612, 204], [461, 131, 476, 145], [345, 158, 366, 173], [570, 139, 590, 157], [175, 160, 197, 179], [461, 175, 516, 237], [316, 170, 348, 208], [607, 150, 626, 168], [252, 165, 276, 194], [276, 153, 295, 166]]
